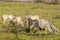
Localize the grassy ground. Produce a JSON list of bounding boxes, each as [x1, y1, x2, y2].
[[0, 1, 60, 40]]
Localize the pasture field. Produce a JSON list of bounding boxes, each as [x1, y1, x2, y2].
[[0, 1, 60, 40]]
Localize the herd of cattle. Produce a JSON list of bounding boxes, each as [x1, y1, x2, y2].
[[1, 14, 58, 35]]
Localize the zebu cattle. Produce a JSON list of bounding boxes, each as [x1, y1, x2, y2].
[[24, 15, 39, 32], [1, 15, 15, 24], [13, 16, 24, 27], [34, 19, 58, 35]]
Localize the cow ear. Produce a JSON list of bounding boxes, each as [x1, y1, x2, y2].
[[7, 18, 10, 19], [13, 15, 16, 19], [13, 17, 15, 19]]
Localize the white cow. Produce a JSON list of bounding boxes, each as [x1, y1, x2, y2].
[[34, 19, 58, 35], [2, 15, 15, 24], [13, 16, 24, 27], [24, 15, 39, 32]]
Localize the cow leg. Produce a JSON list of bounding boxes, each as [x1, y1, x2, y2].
[[45, 27, 47, 36], [3, 20, 5, 24], [39, 30, 41, 36], [30, 25, 34, 33]]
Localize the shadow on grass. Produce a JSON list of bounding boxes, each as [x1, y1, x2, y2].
[[25, 33, 52, 37]]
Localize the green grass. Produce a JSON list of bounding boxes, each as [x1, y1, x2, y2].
[[0, 1, 60, 40]]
